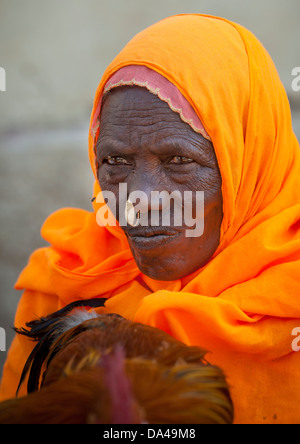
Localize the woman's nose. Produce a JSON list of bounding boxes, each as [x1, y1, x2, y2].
[[126, 170, 167, 213]]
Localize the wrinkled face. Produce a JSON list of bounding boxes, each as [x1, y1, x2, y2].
[[97, 86, 223, 281]]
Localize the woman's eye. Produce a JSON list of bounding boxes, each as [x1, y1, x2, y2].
[[169, 156, 194, 164], [104, 156, 129, 165]]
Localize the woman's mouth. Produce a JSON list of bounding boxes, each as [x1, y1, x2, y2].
[[126, 227, 180, 249]]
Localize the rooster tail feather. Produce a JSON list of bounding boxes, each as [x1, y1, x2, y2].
[[15, 298, 107, 340], [14, 298, 107, 395]]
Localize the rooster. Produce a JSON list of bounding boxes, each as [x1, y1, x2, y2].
[[0, 298, 233, 424]]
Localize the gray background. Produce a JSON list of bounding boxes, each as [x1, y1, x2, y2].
[[0, 0, 300, 381]]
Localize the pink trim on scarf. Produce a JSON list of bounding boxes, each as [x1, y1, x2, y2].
[[91, 65, 211, 142]]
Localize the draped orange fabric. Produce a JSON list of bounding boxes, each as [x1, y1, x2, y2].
[[1, 14, 300, 423]]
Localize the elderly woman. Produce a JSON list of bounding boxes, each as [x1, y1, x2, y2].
[[1, 14, 300, 424]]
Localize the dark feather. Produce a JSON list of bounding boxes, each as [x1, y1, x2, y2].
[[8, 298, 234, 424], [15, 298, 107, 394]]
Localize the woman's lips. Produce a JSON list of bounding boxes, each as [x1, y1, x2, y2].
[[126, 227, 180, 249]]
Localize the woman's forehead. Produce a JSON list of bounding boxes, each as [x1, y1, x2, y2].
[[98, 86, 215, 157], [97, 65, 211, 142], [101, 85, 175, 115]]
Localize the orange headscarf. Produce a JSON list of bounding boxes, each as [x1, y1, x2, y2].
[[1, 14, 300, 424]]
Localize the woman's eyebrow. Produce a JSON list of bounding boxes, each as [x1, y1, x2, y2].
[[96, 139, 136, 157], [97, 136, 214, 161], [150, 138, 213, 159]]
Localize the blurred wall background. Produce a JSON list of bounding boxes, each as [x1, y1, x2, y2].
[[0, 0, 300, 382]]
